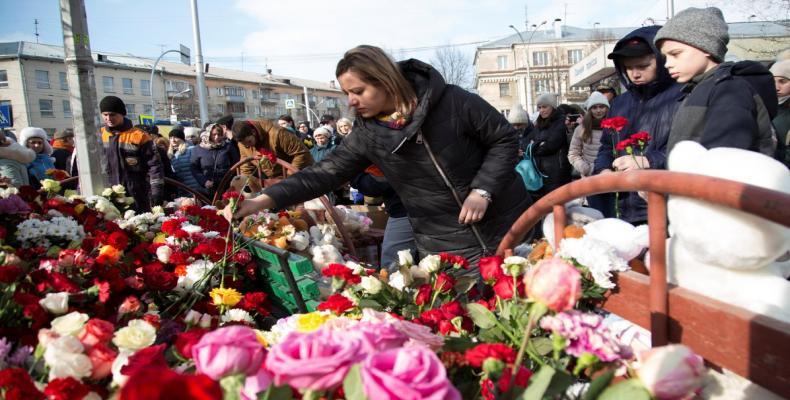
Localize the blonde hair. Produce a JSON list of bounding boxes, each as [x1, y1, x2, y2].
[[335, 45, 417, 116]]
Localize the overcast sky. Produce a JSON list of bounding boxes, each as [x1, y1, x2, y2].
[[0, 0, 786, 83]]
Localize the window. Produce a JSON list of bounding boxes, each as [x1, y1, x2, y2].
[[567, 49, 583, 64], [143, 104, 153, 115], [496, 55, 508, 70], [534, 79, 550, 93], [141, 80, 151, 96], [0, 70, 7, 88], [216, 87, 223, 96], [216, 104, 225, 114], [532, 51, 549, 66], [165, 80, 190, 95], [499, 82, 510, 97], [59, 72, 68, 90], [102, 76, 114, 93], [500, 109, 510, 118], [63, 100, 72, 118], [39, 99, 54, 117], [122, 78, 133, 95], [36, 70, 50, 89], [251, 90, 258, 99], [227, 102, 245, 114], [224, 86, 245, 97], [126, 104, 135, 120]]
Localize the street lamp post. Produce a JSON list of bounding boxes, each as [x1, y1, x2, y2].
[[509, 21, 547, 115]]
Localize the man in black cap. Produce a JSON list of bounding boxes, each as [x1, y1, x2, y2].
[[215, 114, 234, 140], [99, 95, 164, 212], [591, 26, 684, 223]]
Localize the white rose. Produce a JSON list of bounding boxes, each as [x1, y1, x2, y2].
[[199, 314, 213, 328], [44, 336, 91, 381], [101, 188, 113, 197], [112, 184, 125, 194], [388, 271, 406, 291], [123, 210, 136, 219], [397, 249, 414, 266], [503, 256, 528, 276], [156, 246, 172, 264], [184, 310, 203, 326], [50, 311, 89, 336], [360, 276, 383, 295], [112, 319, 156, 351], [418, 254, 442, 273], [409, 264, 430, 281], [346, 261, 364, 275], [39, 292, 69, 315], [111, 350, 132, 386]]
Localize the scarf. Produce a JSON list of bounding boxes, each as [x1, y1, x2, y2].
[[374, 110, 412, 130], [52, 138, 74, 152]]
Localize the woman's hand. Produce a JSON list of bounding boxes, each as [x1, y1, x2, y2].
[[205, 180, 214, 189], [458, 191, 489, 225], [222, 194, 274, 222], [612, 156, 649, 172]]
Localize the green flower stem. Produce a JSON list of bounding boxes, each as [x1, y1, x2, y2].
[[512, 302, 548, 381]]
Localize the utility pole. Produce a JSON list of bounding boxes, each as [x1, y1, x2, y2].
[[34, 19, 40, 43], [303, 86, 312, 127], [190, 0, 209, 126], [59, 0, 106, 196]]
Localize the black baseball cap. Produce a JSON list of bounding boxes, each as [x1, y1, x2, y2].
[[608, 38, 653, 59]]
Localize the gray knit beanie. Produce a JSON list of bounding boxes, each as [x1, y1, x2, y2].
[[507, 105, 530, 124], [536, 93, 558, 109], [655, 7, 729, 62]]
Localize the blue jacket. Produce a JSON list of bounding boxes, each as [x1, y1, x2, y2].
[[593, 26, 684, 223], [309, 144, 335, 163], [190, 140, 240, 196], [171, 146, 201, 193], [27, 153, 56, 185]]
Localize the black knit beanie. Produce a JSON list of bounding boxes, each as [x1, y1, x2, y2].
[[169, 128, 186, 141], [100, 96, 127, 115]]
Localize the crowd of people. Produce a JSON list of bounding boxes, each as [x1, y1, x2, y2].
[[0, 6, 787, 270]]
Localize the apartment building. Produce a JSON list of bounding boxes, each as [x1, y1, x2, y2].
[[0, 41, 348, 135]]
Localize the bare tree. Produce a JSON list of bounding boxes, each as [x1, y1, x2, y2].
[[430, 46, 473, 90]]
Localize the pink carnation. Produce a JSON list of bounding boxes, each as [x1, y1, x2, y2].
[[540, 311, 632, 362], [347, 322, 409, 354], [361, 309, 444, 350]]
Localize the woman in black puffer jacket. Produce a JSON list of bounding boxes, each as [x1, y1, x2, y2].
[[526, 93, 572, 201], [226, 45, 531, 265], [190, 124, 240, 198]]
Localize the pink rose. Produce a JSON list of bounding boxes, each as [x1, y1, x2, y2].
[[347, 322, 408, 354], [637, 345, 706, 400], [524, 258, 582, 312], [78, 318, 115, 349], [241, 369, 273, 400], [87, 342, 117, 380], [360, 309, 444, 350], [192, 325, 266, 380], [265, 329, 363, 391], [361, 346, 460, 400]]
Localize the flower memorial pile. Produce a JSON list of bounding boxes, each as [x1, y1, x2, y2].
[[0, 181, 713, 399]]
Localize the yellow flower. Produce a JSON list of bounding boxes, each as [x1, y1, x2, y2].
[[254, 329, 269, 347], [74, 204, 85, 215], [153, 233, 167, 244], [209, 287, 242, 307], [296, 312, 334, 332]]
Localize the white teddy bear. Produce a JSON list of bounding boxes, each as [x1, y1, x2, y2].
[[665, 141, 790, 323]]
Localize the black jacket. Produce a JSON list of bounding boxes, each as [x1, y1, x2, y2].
[[264, 59, 531, 262], [592, 26, 684, 223], [351, 172, 407, 218], [52, 148, 72, 171], [190, 140, 240, 196], [526, 110, 572, 196]]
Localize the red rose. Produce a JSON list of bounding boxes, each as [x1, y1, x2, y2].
[[120, 367, 222, 400], [493, 278, 525, 300], [0, 266, 23, 284], [87, 342, 117, 380], [439, 300, 465, 320], [435, 272, 455, 294], [418, 309, 444, 329], [232, 249, 252, 265], [50, 272, 80, 293], [316, 294, 354, 315], [0, 368, 44, 400], [414, 284, 432, 306], [44, 377, 90, 400], [438, 319, 457, 335], [479, 256, 505, 284], [465, 343, 517, 368], [601, 116, 628, 132], [497, 365, 533, 393], [121, 344, 168, 377], [174, 328, 209, 359], [145, 271, 178, 291], [78, 318, 115, 349], [107, 231, 129, 250]]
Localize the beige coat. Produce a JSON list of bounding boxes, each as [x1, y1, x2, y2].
[[568, 125, 604, 177], [238, 119, 314, 178]]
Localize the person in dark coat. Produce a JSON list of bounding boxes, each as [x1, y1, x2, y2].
[[771, 60, 790, 167], [190, 123, 240, 198], [507, 104, 534, 157], [99, 96, 164, 212], [525, 93, 572, 201], [593, 26, 684, 223], [51, 129, 74, 171], [309, 127, 335, 163], [655, 7, 778, 157], [226, 45, 531, 265]]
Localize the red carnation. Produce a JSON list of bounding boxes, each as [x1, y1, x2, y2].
[[121, 344, 168, 377], [144, 271, 178, 291], [174, 328, 209, 359], [479, 256, 505, 284], [107, 231, 129, 250], [414, 283, 432, 306], [435, 272, 455, 294], [142, 313, 161, 329], [232, 249, 252, 265], [120, 367, 222, 400], [465, 343, 517, 368], [0, 265, 23, 284], [161, 218, 185, 235], [630, 131, 651, 143], [321, 263, 361, 285], [439, 320, 457, 335], [615, 138, 634, 152], [78, 318, 115, 349], [418, 309, 444, 330], [238, 291, 270, 316], [316, 294, 354, 315], [601, 116, 628, 132], [498, 366, 533, 393], [0, 367, 44, 400]]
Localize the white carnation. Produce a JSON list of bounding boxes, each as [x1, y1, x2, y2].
[[39, 292, 69, 315], [221, 308, 254, 324], [112, 319, 157, 351], [50, 311, 89, 336], [558, 237, 630, 289], [44, 336, 91, 381]]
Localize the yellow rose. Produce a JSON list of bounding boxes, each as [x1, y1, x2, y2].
[[112, 319, 156, 351], [296, 312, 334, 332], [209, 287, 242, 307]]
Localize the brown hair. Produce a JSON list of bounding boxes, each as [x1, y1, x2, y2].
[[580, 106, 607, 143], [335, 45, 417, 116]]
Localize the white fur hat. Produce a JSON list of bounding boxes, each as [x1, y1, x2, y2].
[[313, 126, 332, 138], [19, 127, 53, 155], [507, 105, 530, 124], [584, 91, 610, 110]]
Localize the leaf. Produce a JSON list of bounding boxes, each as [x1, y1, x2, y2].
[[258, 385, 293, 400], [343, 364, 367, 400], [597, 379, 652, 400], [357, 298, 383, 310], [443, 336, 477, 352], [219, 374, 245, 400], [465, 303, 497, 329], [521, 366, 574, 400], [582, 370, 615, 400], [532, 337, 554, 356], [453, 275, 477, 294], [478, 327, 507, 343]]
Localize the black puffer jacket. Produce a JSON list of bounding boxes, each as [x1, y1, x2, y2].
[[190, 140, 240, 197], [264, 59, 531, 262], [526, 110, 572, 197]]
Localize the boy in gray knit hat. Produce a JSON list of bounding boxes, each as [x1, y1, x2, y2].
[[655, 7, 778, 156]]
